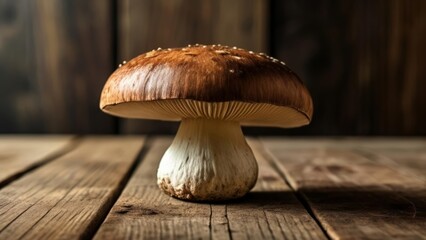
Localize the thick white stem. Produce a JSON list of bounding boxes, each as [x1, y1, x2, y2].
[[157, 118, 258, 201]]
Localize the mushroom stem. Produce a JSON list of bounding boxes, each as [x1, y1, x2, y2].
[[157, 118, 258, 201]]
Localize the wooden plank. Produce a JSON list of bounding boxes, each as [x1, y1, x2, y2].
[[351, 138, 426, 177], [118, 0, 267, 61], [0, 0, 115, 133], [0, 135, 75, 188], [118, 0, 268, 134], [0, 136, 145, 239], [95, 137, 326, 239], [260, 138, 426, 178], [261, 138, 426, 239], [0, 0, 39, 132]]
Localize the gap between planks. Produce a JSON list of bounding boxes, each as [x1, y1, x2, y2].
[[0, 135, 79, 189], [83, 137, 152, 240], [258, 140, 332, 240]]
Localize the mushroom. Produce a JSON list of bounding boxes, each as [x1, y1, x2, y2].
[[100, 44, 313, 201]]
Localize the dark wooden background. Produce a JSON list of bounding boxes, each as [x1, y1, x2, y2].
[[1, 0, 425, 135]]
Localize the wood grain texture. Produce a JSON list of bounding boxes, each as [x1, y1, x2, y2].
[[271, 0, 426, 135], [261, 138, 426, 239], [0, 135, 73, 188], [95, 137, 326, 239], [118, 0, 268, 134], [0, 136, 145, 239], [0, 0, 115, 133], [0, 135, 74, 187]]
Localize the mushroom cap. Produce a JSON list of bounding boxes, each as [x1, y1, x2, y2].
[[100, 44, 313, 128]]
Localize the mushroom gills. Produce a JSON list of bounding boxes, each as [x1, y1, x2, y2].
[[103, 99, 310, 128], [157, 118, 258, 201]]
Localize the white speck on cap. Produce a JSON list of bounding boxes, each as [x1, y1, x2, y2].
[[215, 50, 230, 55], [249, 51, 254, 54], [229, 69, 235, 73], [157, 47, 162, 50]]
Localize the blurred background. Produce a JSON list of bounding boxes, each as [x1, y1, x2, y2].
[[0, 0, 425, 136]]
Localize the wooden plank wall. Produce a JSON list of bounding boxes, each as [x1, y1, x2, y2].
[[0, 0, 425, 135], [0, 0, 115, 134], [271, 0, 426, 136]]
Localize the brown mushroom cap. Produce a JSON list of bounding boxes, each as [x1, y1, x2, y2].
[[100, 44, 313, 128]]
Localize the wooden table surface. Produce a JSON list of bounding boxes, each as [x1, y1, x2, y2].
[[0, 136, 425, 239]]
